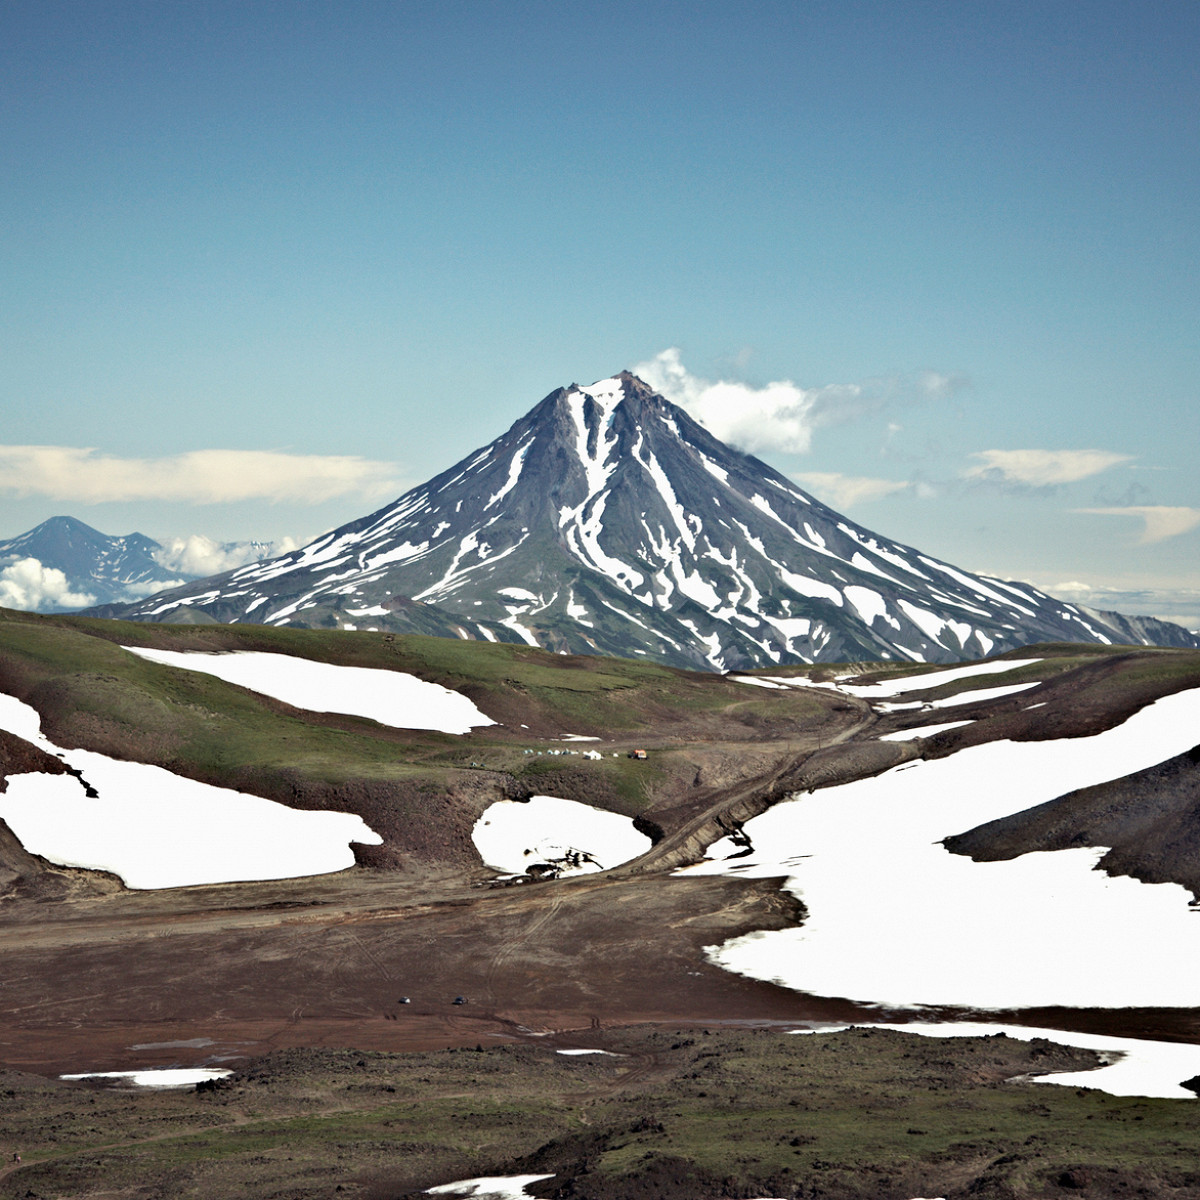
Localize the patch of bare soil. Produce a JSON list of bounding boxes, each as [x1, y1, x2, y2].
[[0, 865, 880, 1079]]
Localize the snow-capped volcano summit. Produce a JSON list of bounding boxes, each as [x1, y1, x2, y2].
[[99, 372, 1199, 668]]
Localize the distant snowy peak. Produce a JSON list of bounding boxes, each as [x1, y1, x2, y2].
[[0, 516, 174, 611], [0, 517, 295, 613], [97, 373, 1200, 668]]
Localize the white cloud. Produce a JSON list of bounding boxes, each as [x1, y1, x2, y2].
[[964, 449, 1133, 488], [0, 447, 401, 505], [0, 557, 95, 611], [152, 535, 302, 577], [634, 347, 829, 453], [1048, 580, 1095, 598], [120, 578, 196, 600], [634, 349, 967, 456], [915, 370, 963, 401], [1075, 506, 1200, 545], [792, 472, 908, 508]]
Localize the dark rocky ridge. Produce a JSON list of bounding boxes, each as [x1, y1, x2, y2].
[[945, 743, 1200, 897]]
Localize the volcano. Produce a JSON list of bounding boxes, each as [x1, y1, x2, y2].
[[96, 372, 1198, 669]]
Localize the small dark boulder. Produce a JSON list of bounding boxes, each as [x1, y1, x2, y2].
[[1057, 1167, 1090, 1189]]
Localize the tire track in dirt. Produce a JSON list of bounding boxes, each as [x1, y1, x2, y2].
[[552, 1047, 670, 1108], [483, 891, 566, 1009]]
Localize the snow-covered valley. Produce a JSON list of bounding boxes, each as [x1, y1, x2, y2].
[[4, 620, 1200, 1126], [666, 664, 1200, 1099]]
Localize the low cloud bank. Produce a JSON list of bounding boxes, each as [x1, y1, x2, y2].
[[964, 449, 1132, 488], [633, 348, 961, 456], [1044, 579, 1200, 632], [0, 446, 401, 505], [0, 531, 308, 614], [152, 534, 302, 577], [792, 471, 909, 509], [0, 557, 95, 611], [1074, 506, 1200, 545]]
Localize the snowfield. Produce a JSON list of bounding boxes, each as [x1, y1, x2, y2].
[[730, 657, 1042, 699], [878, 719, 973, 741], [683, 685, 1200, 1011], [927, 680, 1040, 707], [472, 795, 652, 877], [0, 691, 382, 889], [837, 657, 1044, 696], [123, 646, 495, 734]]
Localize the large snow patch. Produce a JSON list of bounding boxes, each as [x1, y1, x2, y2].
[[61, 1068, 233, 1088], [683, 685, 1200, 1009], [124, 647, 494, 735], [472, 795, 651, 877], [0, 692, 382, 889]]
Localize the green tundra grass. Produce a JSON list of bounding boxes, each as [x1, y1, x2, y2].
[[4, 1029, 1200, 1200]]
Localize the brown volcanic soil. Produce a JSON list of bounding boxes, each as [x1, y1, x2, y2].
[[4, 851, 1200, 1084], [0, 865, 880, 1079], [2, 1026, 1157, 1200]]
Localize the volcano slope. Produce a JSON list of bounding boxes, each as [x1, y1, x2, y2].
[[3, 608, 1200, 1198]]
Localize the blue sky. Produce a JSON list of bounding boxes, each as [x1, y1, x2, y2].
[[2, 1, 1197, 625]]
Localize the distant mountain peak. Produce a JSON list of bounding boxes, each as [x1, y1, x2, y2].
[[91, 372, 1200, 666], [0, 516, 171, 612], [0, 518, 296, 615]]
